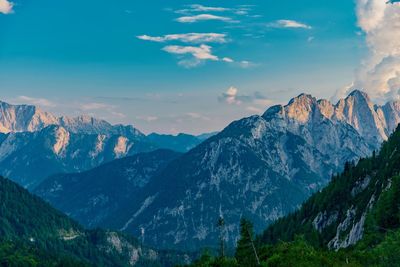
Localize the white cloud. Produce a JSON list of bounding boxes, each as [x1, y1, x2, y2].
[[239, 60, 255, 68], [136, 116, 159, 122], [162, 44, 221, 68], [352, 0, 400, 101], [332, 82, 356, 103], [220, 87, 241, 104], [218, 87, 271, 106], [186, 112, 211, 121], [0, 0, 14, 14], [17, 96, 56, 108], [80, 102, 115, 111], [137, 33, 228, 44], [176, 14, 234, 23], [140, 38, 248, 68], [188, 4, 230, 12], [246, 106, 263, 113], [175, 4, 251, 16], [222, 57, 234, 63], [163, 44, 219, 61], [267, 20, 312, 29]]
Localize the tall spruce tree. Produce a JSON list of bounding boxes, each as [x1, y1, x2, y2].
[[235, 218, 259, 267]]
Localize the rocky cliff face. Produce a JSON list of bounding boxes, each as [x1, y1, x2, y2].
[[0, 100, 148, 138], [77, 90, 400, 251], [261, 122, 400, 253], [0, 101, 207, 188], [0, 125, 156, 189], [0, 101, 58, 133]]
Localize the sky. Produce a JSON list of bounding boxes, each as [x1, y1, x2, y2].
[[0, 0, 399, 134]]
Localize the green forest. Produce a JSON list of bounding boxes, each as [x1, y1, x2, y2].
[[3, 127, 400, 267], [0, 176, 188, 267], [184, 126, 400, 267]]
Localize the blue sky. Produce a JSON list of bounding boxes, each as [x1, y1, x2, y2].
[[0, 0, 371, 134]]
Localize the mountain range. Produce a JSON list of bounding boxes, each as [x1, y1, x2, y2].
[[189, 123, 400, 267], [0, 101, 210, 188], [35, 90, 400, 251]]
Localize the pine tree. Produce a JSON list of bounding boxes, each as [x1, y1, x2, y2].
[[217, 217, 226, 259], [235, 218, 259, 267]]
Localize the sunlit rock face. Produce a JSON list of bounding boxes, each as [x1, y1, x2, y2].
[[103, 90, 400, 250], [0, 101, 153, 188]]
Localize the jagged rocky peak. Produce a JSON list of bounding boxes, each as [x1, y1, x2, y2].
[[285, 93, 318, 123], [381, 100, 400, 133], [260, 89, 399, 143], [0, 100, 145, 137], [317, 99, 335, 119], [262, 93, 321, 123], [0, 101, 58, 133], [335, 89, 387, 142]]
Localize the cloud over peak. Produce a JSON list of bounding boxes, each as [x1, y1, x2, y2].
[[17, 96, 56, 108], [0, 0, 14, 14], [218, 87, 271, 106], [352, 0, 400, 101]]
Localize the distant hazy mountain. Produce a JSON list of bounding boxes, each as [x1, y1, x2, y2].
[[0, 125, 157, 189], [0, 100, 212, 188], [0, 175, 190, 266], [35, 149, 181, 227], [147, 133, 216, 153], [0, 100, 144, 137], [66, 90, 400, 250]]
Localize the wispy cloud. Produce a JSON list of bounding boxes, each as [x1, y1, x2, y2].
[[267, 20, 312, 29], [11, 96, 127, 120], [79, 102, 115, 111], [187, 4, 230, 12], [137, 33, 228, 44], [17, 96, 56, 108], [136, 115, 159, 122], [218, 87, 271, 105], [222, 57, 234, 63], [138, 4, 260, 68], [175, 4, 252, 16], [163, 44, 219, 61], [238, 60, 259, 69], [162, 44, 220, 68], [0, 0, 14, 14], [246, 106, 264, 113], [186, 112, 211, 121], [161, 44, 248, 68], [176, 14, 235, 23]]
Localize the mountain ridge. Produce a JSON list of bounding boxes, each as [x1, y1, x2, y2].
[[35, 149, 182, 227], [36, 89, 400, 251], [0, 100, 214, 188]]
